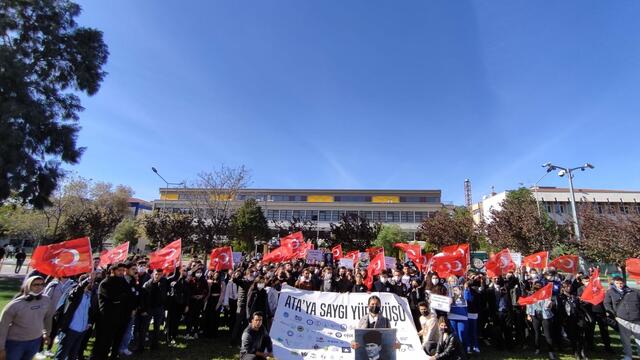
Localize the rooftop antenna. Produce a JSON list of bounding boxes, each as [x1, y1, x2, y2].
[[464, 179, 472, 208]]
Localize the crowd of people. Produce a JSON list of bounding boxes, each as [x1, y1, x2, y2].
[[0, 251, 638, 360]]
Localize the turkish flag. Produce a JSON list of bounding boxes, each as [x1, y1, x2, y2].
[[581, 268, 605, 305], [31, 237, 93, 277], [99, 242, 129, 268], [416, 253, 433, 272], [523, 251, 548, 270], [280, 232, 304, 251], [209, 246, 233, 271], [430, 253, 466, 278], [549, 255, 579, 274], [626, 258, 640, 280], [262, 246, 293, 264], [365, 252, 386, 290], [149, 239, 182, 273], [366, 246, 384, 259], [295, 242, 313, 260], [518, 283, 553, 305], [332, 245, 343, 259], [394, 243, 422, 260], [442, 243, 470, 261], [486, 249, 515, 277]]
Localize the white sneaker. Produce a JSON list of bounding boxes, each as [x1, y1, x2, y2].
[[43, 350, 55, 357], [34, 353, 47, 360], [120, 349, 133, 356]]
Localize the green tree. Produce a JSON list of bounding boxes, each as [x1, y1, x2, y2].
[[137, 211, 195, 250], [373, 224, 410, 258], [1, 0, 109, 208], [329, 214, 382, 251], [113, 218, 139, 249], [273, 218, 317, 241], [230, 199, 269, 252], [418, 207, 482, 250], [486, 188, 567, 254]]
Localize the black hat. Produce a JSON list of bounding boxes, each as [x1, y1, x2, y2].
[[363, 330, 382, 345]]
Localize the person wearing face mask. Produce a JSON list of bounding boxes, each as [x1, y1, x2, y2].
[[202, 271, 225, 339], [418, 301, 439, 355], [424, 273, 447, 297], [373, 272, 393, 293], [427, 317, 465, 360], [246, 277, 270, 330], [408, 279, 425, 328], [335, 267, 354, 293], [557, 281, 589, 360], [185, 268, 209, 340], [54, 276, 96, 360], [0, 276, 53, 360], [356, 296, 390, 329], [352, 274, 368, 293], [320, 268, 336, 292]]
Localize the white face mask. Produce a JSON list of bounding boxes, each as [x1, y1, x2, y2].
[[431, 279, 439, 285], [28, 290, 43, 297], [195, 272, 203, 278], [257, 283, 265, 290], [401, 275, 410, 284], [380, 277, 387, 284]]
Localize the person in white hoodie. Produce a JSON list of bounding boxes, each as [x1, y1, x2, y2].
[[0, 276, 54, 360]]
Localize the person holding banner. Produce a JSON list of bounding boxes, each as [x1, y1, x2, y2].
[[357, 296, 391, 329], [557, 280, 589, 360], [577, 275, 613, 353]]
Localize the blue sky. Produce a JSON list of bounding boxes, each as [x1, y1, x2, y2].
[[71, 0, 640, 204]]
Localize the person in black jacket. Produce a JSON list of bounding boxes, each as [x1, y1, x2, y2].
[[576, 276, 614, 353], [54, 276, 96, 360], [372, 272, 393, 293], [231, 269, 254, 345], [185, 268, 208, 339], [604, 276, 640, 360], [557, 281, 588, 359], [246, 277, 270, 327], [408, 279, 426, 328], [335, 267, 354, 293], [91, 263, 132, 360], [166, 267, 190, 346], [136, 269, 167, 351], [352, 274, 368, 293], [429, 317, 465, 360]]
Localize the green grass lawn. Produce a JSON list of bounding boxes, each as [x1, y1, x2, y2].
[[0, 278, 628, 360]]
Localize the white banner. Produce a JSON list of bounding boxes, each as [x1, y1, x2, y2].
[[306, 250, 324, 264], [429, 294, 451, 313], [270, 285, 427, 360]]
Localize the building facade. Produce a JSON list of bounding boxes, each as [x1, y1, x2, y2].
[[153, 188, 452, 239], [473, 186, 640, 224]]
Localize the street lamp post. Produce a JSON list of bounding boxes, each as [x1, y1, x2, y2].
[[542, 162, 594, 240], [151, 167, 185, 211]]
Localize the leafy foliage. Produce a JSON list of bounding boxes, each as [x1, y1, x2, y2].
[[329, 213, 381, 251], [229, 199, 270, 252], [0, 0, 108, 208], [373, 224, 410, 257], [485, 188, 567, 254], [137, 211, 195, 250], [418, 207, 482, 250], [113, 218, 139, 249]]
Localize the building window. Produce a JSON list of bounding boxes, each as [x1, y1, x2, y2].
[[302, 210, 317, 221], [281, 210, 293, 220], [266, 209, 279, 221], [555, 204, 565, 214], [415, 212, 429, 222], [636, 205, 640, 215], [620, 205, 629, 214], [372, 211, 386, 222], [544, 203, 553, 213], [318, 210, 330, 221], [270, 195, 307, 202], [595, 204, 604, 214], [331, 210, 340, 222], [237, 194, 266, 201], [401, 211, 414, 223], [399, 196, 440, 203], [334, 195, 372, 202], [359, 211, 372, 220], [292, 210, 303, 219], [386, 211, 399, 223]]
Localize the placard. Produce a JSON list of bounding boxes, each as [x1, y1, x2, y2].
[[339, 258, 354, 269], [232, 252, 242, 267], [384, 256, 397, 270], [428, 293, 451, 313], [306, 249, 324, 264]]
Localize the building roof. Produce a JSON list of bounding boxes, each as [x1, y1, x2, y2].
[[158, 188, 441, 194], [532, 186, 640, 194]]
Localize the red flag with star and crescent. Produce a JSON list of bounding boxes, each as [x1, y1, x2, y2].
[[280, 232, 304, 251], [331, 245, 343, 259], [366, 246, 384, 259], [522, 251, 548, 270], [365, 251, 386, 290], [344, 251, 360, 267], [581, 268, 605, 305], [486, 249, 516, 277], [31, 237, 93, 277], [99, 242, 129, 268], [626, 258, 640, 280], [430, 253, 466, 278], [209, 246, 233, 271], [262, 246, 294, 264], [149, 239, 182, 273], [442, 243, 470, 262], [549, 255, 579, 274], [394, 242, 423, 266], [518, 283, 553, 305]]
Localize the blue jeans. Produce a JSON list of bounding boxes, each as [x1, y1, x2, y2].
[[449, 318, 468, 350], [119, 317, 134, 352], [467, 317, 479, 349], [5, 337, 41, 360], [54, 329, 86, 360]]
